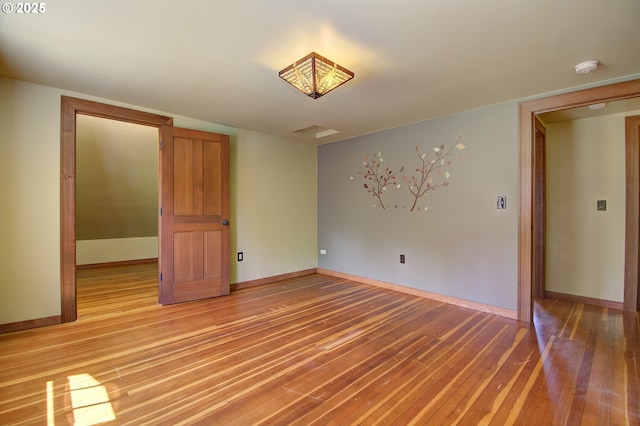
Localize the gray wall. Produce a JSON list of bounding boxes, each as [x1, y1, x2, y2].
[[318, 102, 519, 310]]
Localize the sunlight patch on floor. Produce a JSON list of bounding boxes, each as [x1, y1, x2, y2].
[[46, 381, 55, 425], [67, 374, 116, 425]]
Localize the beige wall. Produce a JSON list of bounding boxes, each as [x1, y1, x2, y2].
[[232, 129, 318, 282], [76, 115, 160, 265], [77, 237, 158, 265], [0, 76, 317, 324], [76, 115, 159, 241], [0, 78, 62, 322], [545, 110, 640, 302]]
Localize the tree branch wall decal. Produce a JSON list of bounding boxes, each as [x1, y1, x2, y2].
[[359, 151, 404, 210], [355, 137, 466, 211]]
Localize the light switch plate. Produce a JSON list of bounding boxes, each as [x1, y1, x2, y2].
[[497, 196, 507, 209]]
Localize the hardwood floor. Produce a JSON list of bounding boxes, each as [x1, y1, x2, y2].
[[1, 263, 639, 425]]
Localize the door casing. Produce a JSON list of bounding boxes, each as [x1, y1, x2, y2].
[[532, 118, 546, 301], [625, 114, 640, 311], [60, 96, 173, 322], [518, 79, 640, 322]]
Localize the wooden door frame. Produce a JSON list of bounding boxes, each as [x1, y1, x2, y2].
[[60, 96, 173, 322], [518, 78, 640, 322], [626, 115, 640, 311], [532, 117, 546, 300]]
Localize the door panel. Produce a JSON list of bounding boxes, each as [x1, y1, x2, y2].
[[174, 137, 199, 216], [204, 230, 222, 279], [159, 126, 230, 305], [204, 142, 222, 215]]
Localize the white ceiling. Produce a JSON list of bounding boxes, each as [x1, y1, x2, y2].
[[1, 1, 639, 143]]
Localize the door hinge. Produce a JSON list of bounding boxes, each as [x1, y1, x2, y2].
[[159, 142, 163, 151], [160, 207, 162, 216], [160, 272, 163, 281]]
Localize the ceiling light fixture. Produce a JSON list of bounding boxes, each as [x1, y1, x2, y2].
[[574, 60, 599, 74], [279, 52, 354, 99]]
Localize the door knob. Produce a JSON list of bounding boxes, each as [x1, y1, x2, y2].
[[222, 219, 229, 226]]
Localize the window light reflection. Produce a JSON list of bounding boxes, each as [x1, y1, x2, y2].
[[67, 374, 116, 425]]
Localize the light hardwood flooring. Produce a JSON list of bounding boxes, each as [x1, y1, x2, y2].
[[1, 263, 639, 425]]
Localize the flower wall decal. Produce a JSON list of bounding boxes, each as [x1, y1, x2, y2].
[[356, 137, 466, 211]]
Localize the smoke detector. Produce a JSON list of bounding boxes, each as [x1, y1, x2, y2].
[[574, 60, 599, 74]]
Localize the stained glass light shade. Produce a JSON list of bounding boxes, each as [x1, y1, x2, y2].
[[279, 52, 354, 99]]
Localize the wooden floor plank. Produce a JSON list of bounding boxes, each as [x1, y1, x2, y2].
[[1, 263, 639, 425]]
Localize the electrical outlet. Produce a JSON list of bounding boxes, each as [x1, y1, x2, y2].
[[320, 249, 327, 255], [400, 254, 405, 264], [597, 200, 607, 211], [237, 252, 243, 262]]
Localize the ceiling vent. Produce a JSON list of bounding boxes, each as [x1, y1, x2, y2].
[[293, 125, 340, 139]]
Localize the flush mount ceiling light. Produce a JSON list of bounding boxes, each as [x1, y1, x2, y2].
[[279, 52, 354, 99], [574, 60, 600, 74]]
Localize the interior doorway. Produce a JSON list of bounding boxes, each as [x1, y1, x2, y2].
[[61, 97, 231, 323], [60, 97, 173, 322], [536, 106, 640, 309], [74, 115, 160, 313], [518, 79, 640, 322], [75, 115, 159, 270]]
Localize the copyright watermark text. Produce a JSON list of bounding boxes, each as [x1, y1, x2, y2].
[[2, 3, 46, 13]]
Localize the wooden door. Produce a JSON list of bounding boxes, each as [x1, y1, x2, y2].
[[159, 126, 230, 304]]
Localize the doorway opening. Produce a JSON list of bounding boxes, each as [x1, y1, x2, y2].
[[74, 115, 160, 316], [518, 79, 640, 322], [60, 96, 173, 323]]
